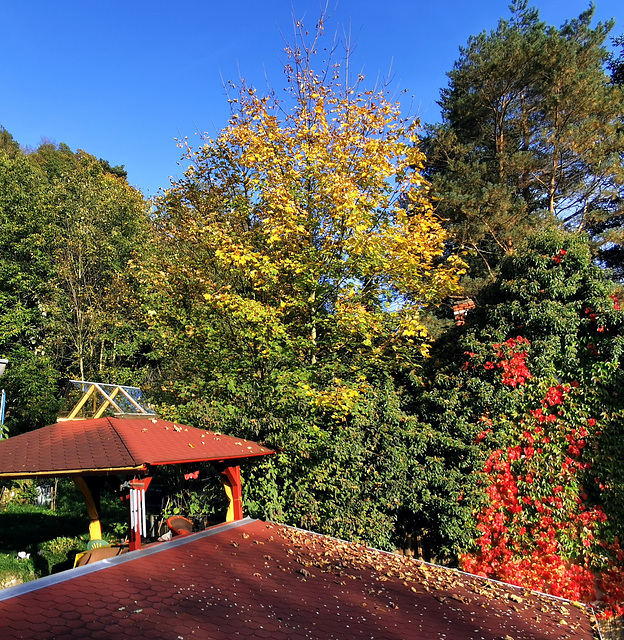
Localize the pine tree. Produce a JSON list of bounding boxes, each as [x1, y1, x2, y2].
[[424, 1, 624, 285]]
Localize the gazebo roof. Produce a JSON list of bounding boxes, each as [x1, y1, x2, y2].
[[0, 417, 273, 478]]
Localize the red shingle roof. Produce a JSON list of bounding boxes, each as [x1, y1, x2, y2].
[[0, 519, 598, 639], [0, 418, 273, 478]]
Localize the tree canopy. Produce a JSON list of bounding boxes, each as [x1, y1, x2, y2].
[[424, 0, 624, 284], [416, 229, 624, 610], [0, 139, 151, 435], [141, 27, 464, 548], [2, 4, 624, 617]]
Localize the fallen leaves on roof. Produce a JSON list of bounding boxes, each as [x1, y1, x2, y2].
[[271, 525, 598, 638]]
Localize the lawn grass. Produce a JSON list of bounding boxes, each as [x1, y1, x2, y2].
[[0, 552, 36, 588], [0, 480, 130, 585], [0, 503, 86, 550], [0, 503, 88, 581]]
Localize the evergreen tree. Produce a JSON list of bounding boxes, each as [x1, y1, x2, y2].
[[610, 35, 624, 85], [594, 35, 624, 275], [424, 1, 624, 286]]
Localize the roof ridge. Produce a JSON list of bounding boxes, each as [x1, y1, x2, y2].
[[106, 417, 142, 467]]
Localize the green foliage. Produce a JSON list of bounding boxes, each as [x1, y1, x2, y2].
[[0, 501, 88, 584], [0, 149, 58, 434], [611, 35, 624, 85], [0, 135, 152, 434], [158, 465, 229, 522], [37, 536, 86, 575], [141, 26, 465, 551], [54, 478, 127, 532], [0, 553, 36, 587], [0, 480, 39, 506], [159, 375, 424, 550], [97, 158, 127, 179], [28, 141, 77, 180], [46, 149, 151, 383], [1, 349, 61, 436], [0, 502, 85, 553], [0, 126, 19, 158], [416, 229, 624, 556], [0, 481, 126, 580], [0, 150, 54, 343]]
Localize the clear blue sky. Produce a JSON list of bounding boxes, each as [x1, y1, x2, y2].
[[1, 1, 622, 196]]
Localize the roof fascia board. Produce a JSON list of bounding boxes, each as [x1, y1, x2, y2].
[[0, 465, 147, 479], [147, 452, 275, 467]]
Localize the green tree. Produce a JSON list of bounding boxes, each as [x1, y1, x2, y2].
[[28, 141, 77, 180], [0, 137, 151, 434], [413, 229, 624, 560], [0, 127, 19, 158], [594, 35, 624, 275], [142, 24, 464, 548], [424, 1, 624, 286], [610, 34, 624, 85], [45, 149, 150, 383], [0, 149, 60, 434]]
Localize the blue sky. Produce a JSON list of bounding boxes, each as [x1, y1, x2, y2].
[[1, 1, 622, 196]]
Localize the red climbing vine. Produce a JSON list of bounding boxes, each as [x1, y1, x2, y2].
[[461, 337, 622, 617]]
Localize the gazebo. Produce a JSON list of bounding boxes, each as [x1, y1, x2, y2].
[[0, 416, 273, 551]]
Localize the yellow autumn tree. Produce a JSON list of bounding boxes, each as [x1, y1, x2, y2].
[[148, 24, 463, 417], [142, 23, 466, 547]]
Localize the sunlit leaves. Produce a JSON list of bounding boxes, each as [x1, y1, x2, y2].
[[418, 229, 624, 608], [149, 32, 464, 409], [48, 150, 150, 383], [142, 26, 465, 549], [424, 1, 624, 283], [0, 141, 151, 434]]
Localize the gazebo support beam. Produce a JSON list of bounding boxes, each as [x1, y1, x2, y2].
[[73, 476, 103, 541], [215, 464, 243, 522]]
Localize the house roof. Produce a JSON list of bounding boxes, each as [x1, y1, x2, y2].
[[0, 518, 598, 639], [0, 418, 273, 478]]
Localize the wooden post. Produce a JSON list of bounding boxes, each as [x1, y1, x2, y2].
[[215, 464, 243, 522], [73, 476, 103, 541]]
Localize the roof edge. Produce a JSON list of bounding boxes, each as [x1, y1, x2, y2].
[[149, 451, 275, 467], [0, 518, 255, 603], [275, 521, 595, 612], [0, 465, 147, 480]]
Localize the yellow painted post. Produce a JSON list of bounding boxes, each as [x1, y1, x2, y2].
[[73, 477, 103, 540], [217, 465, 243, 522], [221, 477, 235, 522]]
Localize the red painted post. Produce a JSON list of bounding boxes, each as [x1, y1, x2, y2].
[[218, 465, 243, 521]]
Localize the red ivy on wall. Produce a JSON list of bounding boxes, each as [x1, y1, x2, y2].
[[461, 336, 622, 617]]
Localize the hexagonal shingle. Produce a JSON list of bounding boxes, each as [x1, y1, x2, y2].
[[0, 418, 273, 478], [0, 519, 600, 639]]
